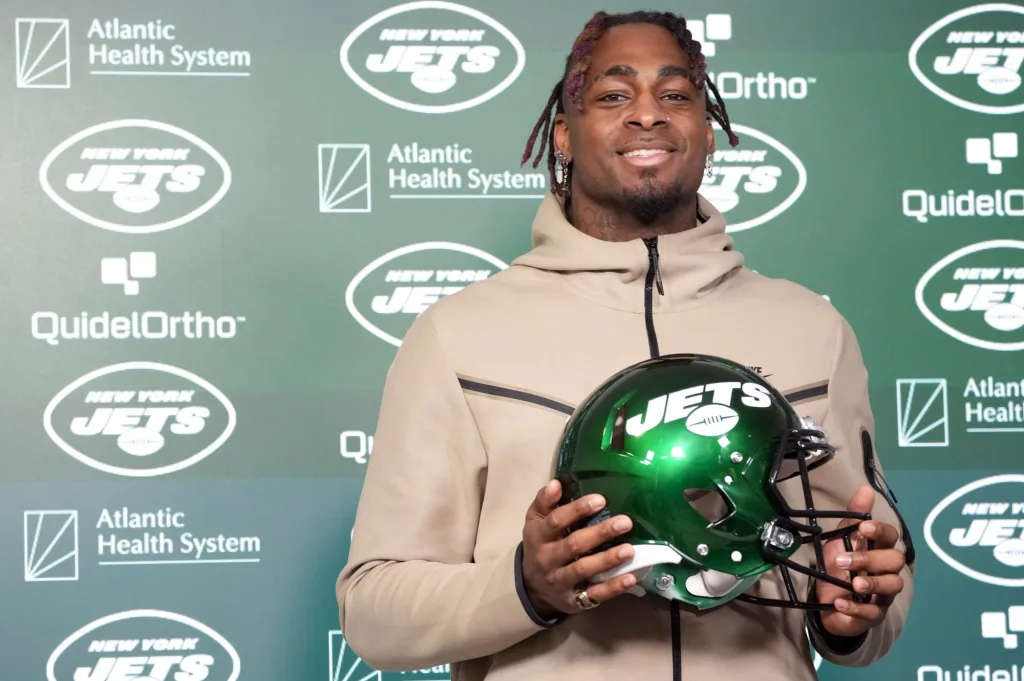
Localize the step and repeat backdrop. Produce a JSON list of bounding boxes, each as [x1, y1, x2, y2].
[[1, 0, 1022, 679]]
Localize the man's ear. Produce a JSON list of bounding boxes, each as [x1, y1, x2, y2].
[[705, 116, 715, 155], [553, 113, 572, 162]]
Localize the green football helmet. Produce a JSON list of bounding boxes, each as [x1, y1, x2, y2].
[[554, 353, 871, 611]]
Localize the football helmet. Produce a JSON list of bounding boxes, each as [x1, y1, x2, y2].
[[554, 353, 871, 611]]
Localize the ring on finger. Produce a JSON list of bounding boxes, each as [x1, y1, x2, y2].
[[574, 588, 599, 610]]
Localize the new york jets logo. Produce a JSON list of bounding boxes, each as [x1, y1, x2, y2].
[[626, 381, 772, 437], [909, 4, 1024, 115]]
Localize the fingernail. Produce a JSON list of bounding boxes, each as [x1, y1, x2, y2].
[[588, 496, 605, 510], [835, 554, 852, 568], [860, 522, 876, 534], [618, 546, 633, 559], [623, 574, 636, 587], [613, 517, 631, 532], [834, 598, 849, 610], [854, 577, 869, 593]]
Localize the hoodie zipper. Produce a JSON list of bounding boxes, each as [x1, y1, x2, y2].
[[643, 236, 680, 681], [642, 237, 664, 359]]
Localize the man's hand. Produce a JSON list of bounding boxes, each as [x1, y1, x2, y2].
[[521, 479, 636, 617], [817, 484, 907, 638]]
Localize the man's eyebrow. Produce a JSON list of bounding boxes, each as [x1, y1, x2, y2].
[[592, 64, 692, 82]]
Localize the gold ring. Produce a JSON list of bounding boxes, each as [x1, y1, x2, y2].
[[574, 588, 599, 610]]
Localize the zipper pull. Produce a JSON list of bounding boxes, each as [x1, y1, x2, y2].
[[644, 237, 665, 296]]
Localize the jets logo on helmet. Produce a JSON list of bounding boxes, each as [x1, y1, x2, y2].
[[555, 353, 874, 612], [625, 381, 772, 438]]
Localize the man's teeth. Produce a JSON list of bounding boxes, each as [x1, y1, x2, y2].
[[623, 149, 668, 157]]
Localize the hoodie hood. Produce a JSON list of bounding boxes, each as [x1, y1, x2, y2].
[[511, 190, 745, 313]]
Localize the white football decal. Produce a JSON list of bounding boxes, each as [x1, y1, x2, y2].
[[984, 303, 1024, 332], [117, 427, 165, 456], [686, 405, 740, 437], [977, 66, 1021, 96], [994, 538, 1024, 567], [410, 65, 457, 94]]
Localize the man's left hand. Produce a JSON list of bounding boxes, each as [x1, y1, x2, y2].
[[816, 484, 906, 638]]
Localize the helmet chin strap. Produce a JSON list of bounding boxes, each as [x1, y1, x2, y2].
[[589, 544, 742, 599]]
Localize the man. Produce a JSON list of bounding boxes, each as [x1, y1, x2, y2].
[[336, 10, 914, 681]]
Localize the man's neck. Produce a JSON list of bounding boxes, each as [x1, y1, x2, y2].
[[569, 198, 698, 242]]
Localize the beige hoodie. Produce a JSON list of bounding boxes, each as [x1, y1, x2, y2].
[[335, 191, 915, 681]]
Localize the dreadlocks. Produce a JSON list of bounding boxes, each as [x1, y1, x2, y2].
[[520, 11, 740, 209]]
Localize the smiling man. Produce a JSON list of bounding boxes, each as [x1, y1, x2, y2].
[[336, 10, 915, 681]]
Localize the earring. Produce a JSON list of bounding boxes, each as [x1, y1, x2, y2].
[[705, 153, 714, 179], [555, 149, 570, 193]]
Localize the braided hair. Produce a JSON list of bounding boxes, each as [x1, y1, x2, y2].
[[521, 11, 740, 213]]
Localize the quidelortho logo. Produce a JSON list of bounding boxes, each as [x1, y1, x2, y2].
[[346, 242, 507, 347], [693, 13, 817, 100], [915, 240, 1024, 351], [48, 610, 240, 681], [983, 606, 1024, 648], [329, 630, 449, 681], [969, 132, 1020, 174], [909, 4, 1024, 115], [31, 252, 245, 346], [698, 123, 807, 233], [15, 17, 251, 88], [924, 474, 1024, 587], [903, 132, 1021, 223], [339, 1, 525, 114], [341, 430, 374, 465], [43, 362, 236, 477], [40, 119, 231, 233]]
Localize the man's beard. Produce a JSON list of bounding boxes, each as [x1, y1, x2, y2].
[[619, 176, 686, 225]]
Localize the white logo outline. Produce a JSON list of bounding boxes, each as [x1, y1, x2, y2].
[[47, 610, 241, 681], [701, 123, 808, 233], [923, 473, 1024, 587], [319, 144, 371, 212], [15, 18, 70, 89], [914, 239, 1024, 351], [908, 3, 1024, 115], [42, 361, 237, 477], [39, 119, 232, 234], [24, 510, 79, 582], [345, 241, 508, 347], [339, 0, 527, 114], [896, 378, 949, 447]]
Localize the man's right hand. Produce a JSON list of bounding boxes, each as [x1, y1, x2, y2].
[[520, 479, 638, 617]]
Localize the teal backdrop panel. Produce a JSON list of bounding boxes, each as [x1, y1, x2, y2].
[[1, 1, 1022, 680]]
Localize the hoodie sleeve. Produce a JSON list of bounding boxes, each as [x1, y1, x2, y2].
[[335, 306, 555, 672], [803, 313, 916, 667]]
